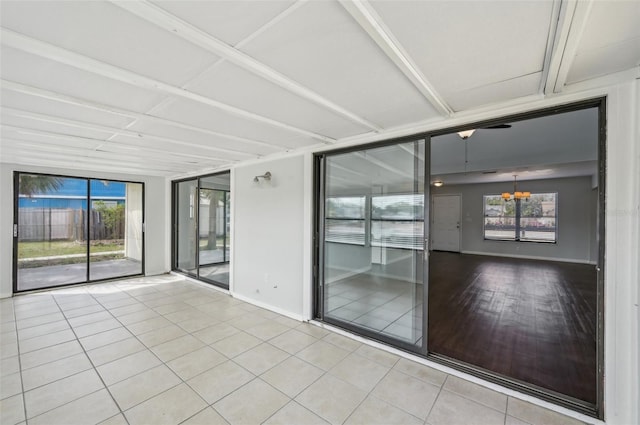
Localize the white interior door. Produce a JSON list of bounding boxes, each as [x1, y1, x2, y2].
[[431, 194, 461, 252]]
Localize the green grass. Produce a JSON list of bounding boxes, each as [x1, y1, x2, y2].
[[18, 240, 124, 259]]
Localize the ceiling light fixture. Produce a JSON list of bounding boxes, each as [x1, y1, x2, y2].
[[433, 180, 444, 187], [457, 129, 476, 140], [502, 175, 530, 201]]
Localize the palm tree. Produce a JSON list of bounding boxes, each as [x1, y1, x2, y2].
[[19, 175, 63, 197]]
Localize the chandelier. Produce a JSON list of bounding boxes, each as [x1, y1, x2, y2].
[[502, 175, 530, 201]]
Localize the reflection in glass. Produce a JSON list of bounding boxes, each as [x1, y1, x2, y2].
[[175, 179, 198, 275], [17, 174, 88, 291], [198, 173, 230, 287], [322, 141, 425, 347]]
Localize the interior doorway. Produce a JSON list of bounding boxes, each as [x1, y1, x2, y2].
[[431, 194, 461, 252]]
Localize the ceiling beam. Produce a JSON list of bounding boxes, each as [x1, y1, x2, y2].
[[2, 107, 253, 159], [543, 0, 594, 94], [1, 80, 286, 151], [340, 0, 453, 117], [1, 137, 217, 170], [0, 144, 189, 174], [1, 28, 336, 144], [113, 0, 382, 133], [2, 124, 229, 164], [354, 152, 415, 180]]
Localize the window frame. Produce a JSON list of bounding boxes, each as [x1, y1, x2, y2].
[[483, 192, 558, 243]]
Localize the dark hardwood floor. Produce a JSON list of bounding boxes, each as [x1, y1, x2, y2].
[[428, 251, 598, 404]]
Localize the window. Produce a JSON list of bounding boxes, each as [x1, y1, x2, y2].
[[371, 194, 424, 250], [484, 193, 557, 242], [325, 196, 365, 245]]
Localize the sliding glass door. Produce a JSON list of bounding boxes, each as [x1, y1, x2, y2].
[[318, 139, 427, 351], [173, 171, 230, 288], [14, 172, 144, 292]]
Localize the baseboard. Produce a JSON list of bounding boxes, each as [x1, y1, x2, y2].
[[0, 292, 12, 299], [461, 251, 597, 265], [232, 292, 305, 322]]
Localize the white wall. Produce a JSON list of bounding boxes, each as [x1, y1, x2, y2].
[[232, 155, 306, 318], [433, 176, 598, 263], [0, 163, 168, 298]]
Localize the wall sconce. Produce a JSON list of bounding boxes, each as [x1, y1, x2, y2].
[[253, 171, 271, 183], [432, 180, 444, 187]]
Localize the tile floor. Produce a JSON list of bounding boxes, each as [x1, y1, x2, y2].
[[0, 274, 586, 425]]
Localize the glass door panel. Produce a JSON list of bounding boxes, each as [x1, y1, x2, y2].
[[322, 140, 426, 349], [175, 179, 198, 275], [16, 174, 88, 291], [198, 173, 230, 288], [89, 180, 143, 281]]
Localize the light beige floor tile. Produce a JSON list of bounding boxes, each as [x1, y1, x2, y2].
[[150, 334, 205, 362], [354, 344, 400, 368], [14, 304, 60, 320], [18, 329, 76, 353], [1, 341, 18, 359], [428, 390, 505, 425], [273, 316, 302, 328], [264, 400, 329, 425], [116, 309, 159, 326], [506, 415, 532, 425], [153, 302, 191, 316], [1, 330, 18, 345], [214, 378, 289, 424], [393, 358, 447, 386], [296, 323, 330, 338], [322, 333, 362, 352], [192, 323, 239, 344], [164, 309, 209, 324], [67, 311, 112, 327], [167, 346, 227, 380], [0, 393, 25, 425], [108, 302, 148, 317], [268, 329, 318, 354], [181, 407, 229, 425], [444, 375, 507, 412], [137, 324, 186, 348], [329, 352, 390, 392], [22, 353, 92, 391], [245, 321, 290, 341], [24, 369, 104, 419], [233, 343, 289, 375], [211, 331, 262, 358], [87, 337, 146, 366], [62, 304, 104, 318], [227, 312, 266, 330], [209, 306, 247, 321], [97, 349, 161, 385], [29, 389, 119, 425], [0, 372, 22, 399], [345, 395, 423, 425], [124, 383, 207, 425], [295, 374, 367, 425], [79, 327, 133, 351], [507, 398, 584, 425], [108, 364, 181, 411], [1, 321, 16, 334], [296, 340, 350, 371], [125, 316, 172, 335], [177, 316, 219, 333], [17, 320, 69, 341], [73, 319, 122, 338], [371, 369, 440, 420], [98, 413, 129, 425], [187, 360, 254, 404], [261, 356, 324, 398], [1, 355, 20, 376], [20, 340, 83, 370]]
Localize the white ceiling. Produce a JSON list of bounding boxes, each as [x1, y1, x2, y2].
[[1, 0, 638, 177]]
